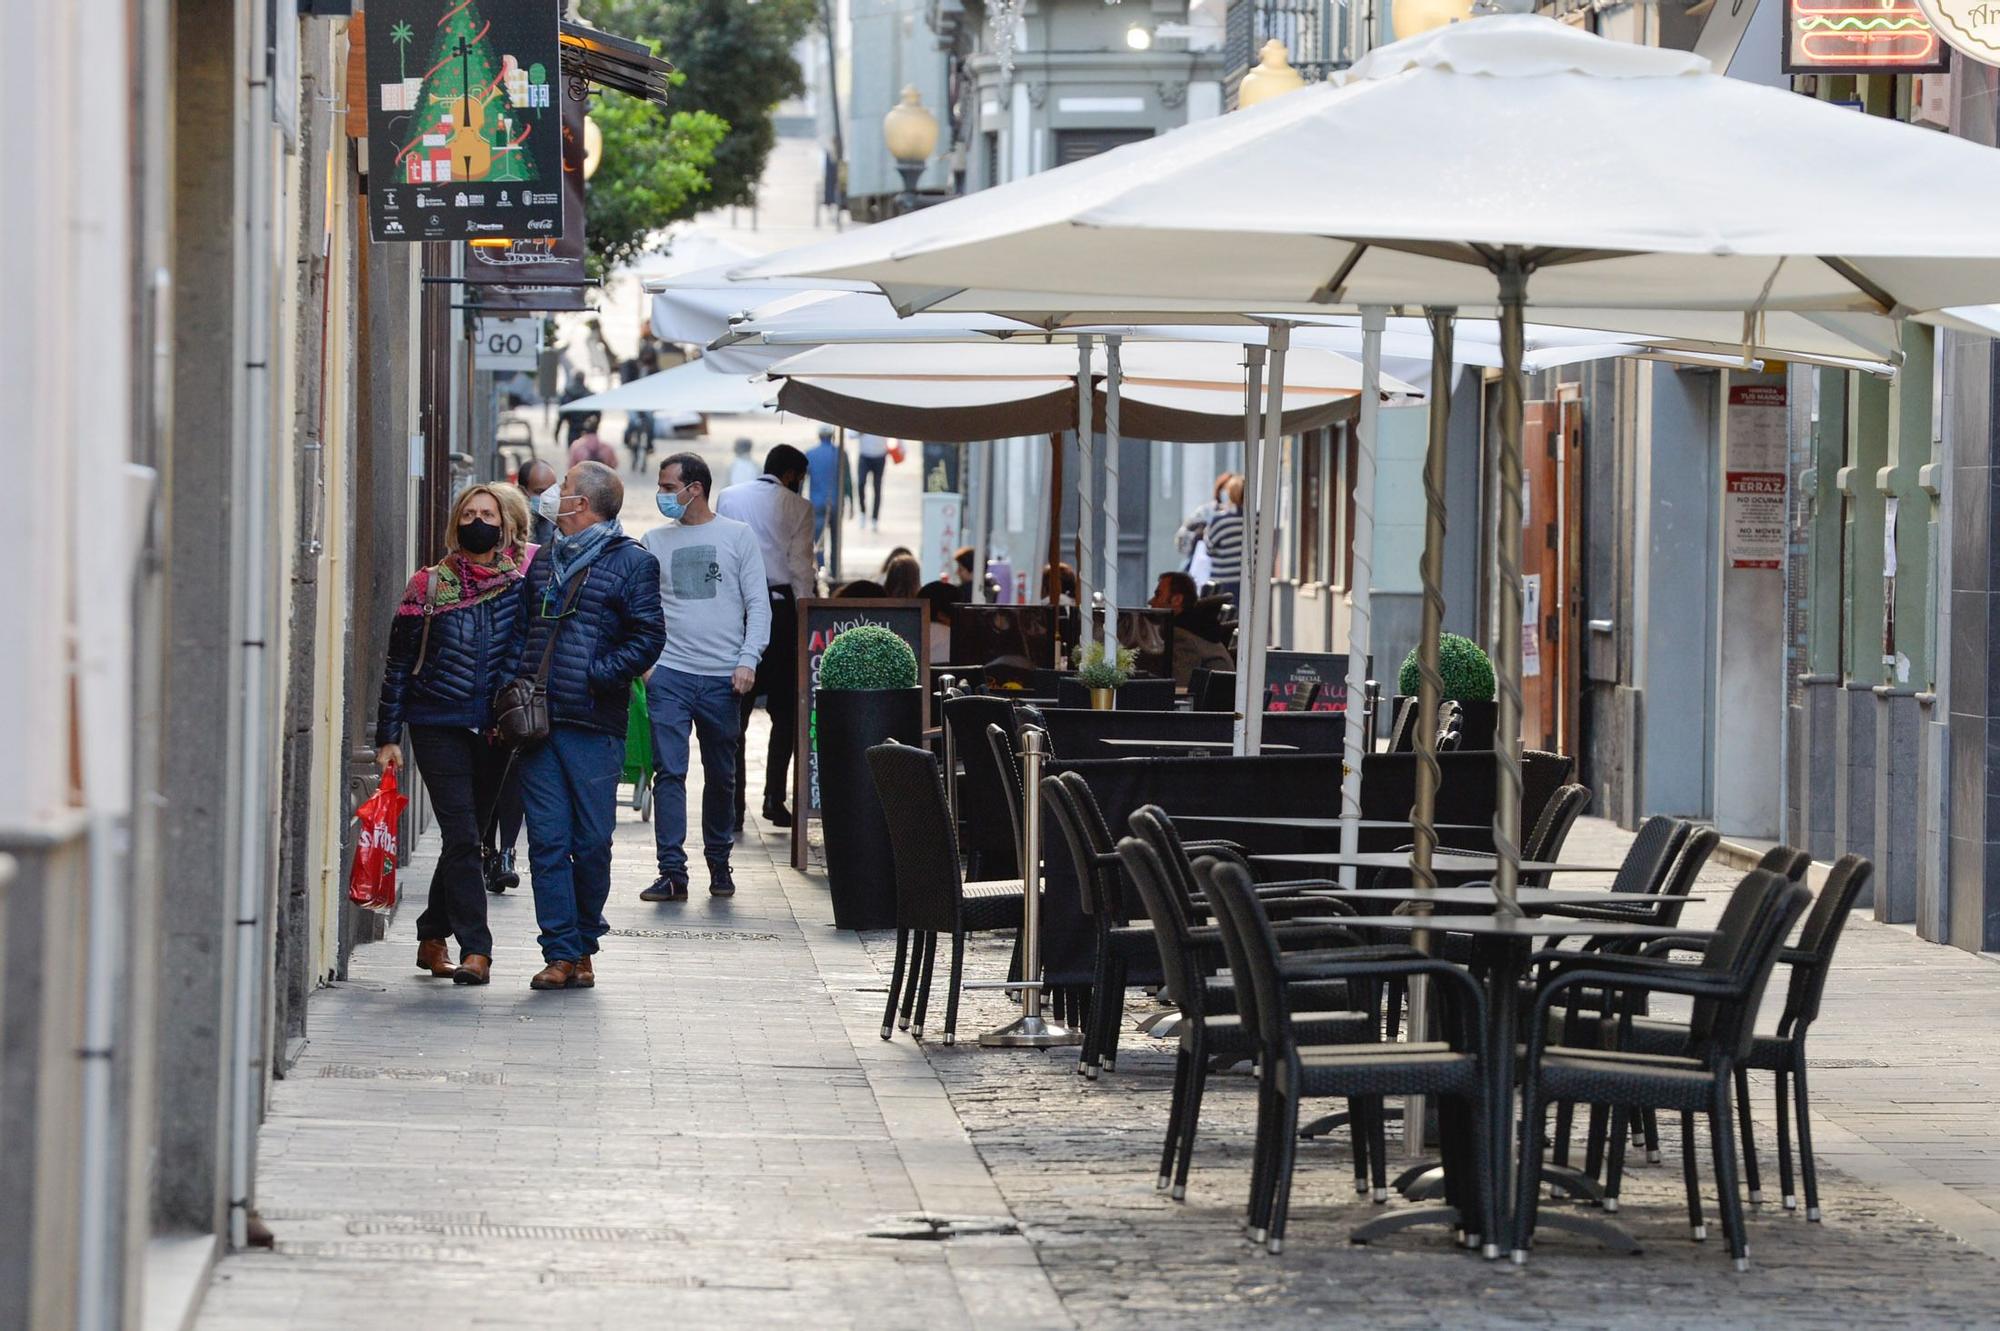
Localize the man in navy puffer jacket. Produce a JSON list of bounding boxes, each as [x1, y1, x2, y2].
[[515, 461, 666, 991]]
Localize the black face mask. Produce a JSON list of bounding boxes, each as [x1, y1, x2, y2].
[[457, 518, 503, 554]]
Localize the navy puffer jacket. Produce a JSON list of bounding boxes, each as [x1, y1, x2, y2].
[[376, 575, 526, 745], [516, 536, 665, 736]]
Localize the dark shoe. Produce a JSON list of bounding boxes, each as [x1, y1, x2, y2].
[[529, 960, 578, 991], [416, 939, 457, 978], [573, 955, 595, 988], [762, 801, 792, 828], [708, 862, 736, 897], [452, 954, 492, 985], [494, 850, 519, 893], [640, 874, 688, 903]]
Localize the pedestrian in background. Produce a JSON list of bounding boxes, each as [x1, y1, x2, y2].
[[1202, 475, 1246, 599], [521, 458, 561, 547], [374, 483, 527, 987], [920, 580, 957, 665], [805, 425, 853, 555], [516, 462, 665, 992], [567, 415, 617, 470], [855, 431, 889, 530], [726, 436, 760, 489], [716, 443, 815, 829], [639, 453, 769, 901]]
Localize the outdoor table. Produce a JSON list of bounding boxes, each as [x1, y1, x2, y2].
[[1322, 885, 1704, 909], [1098, 737, 1299, 754], [1173, 814, 1490, 832], [1295, 912, 1712, 1256], [1253, 850, 1624, 875]]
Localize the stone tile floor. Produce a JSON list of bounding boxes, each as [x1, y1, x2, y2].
[[197, 737, 2000, 1328]]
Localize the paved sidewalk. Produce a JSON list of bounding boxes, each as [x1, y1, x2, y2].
[[194, 726, 1069, 1331]]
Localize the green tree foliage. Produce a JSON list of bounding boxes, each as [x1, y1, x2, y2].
[[585, 0, 816, 214], [584, 89, 727, 278]]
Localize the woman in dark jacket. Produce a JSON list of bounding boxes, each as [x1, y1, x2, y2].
[[375, 484, 527, 986]]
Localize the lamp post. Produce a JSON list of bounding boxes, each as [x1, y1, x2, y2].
[[882, 85, 939, 214]]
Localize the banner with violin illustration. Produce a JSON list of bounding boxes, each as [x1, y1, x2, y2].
[[365, 0, 564, 244]]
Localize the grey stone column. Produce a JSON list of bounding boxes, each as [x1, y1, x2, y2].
[[1873, 687, 1922, 921]]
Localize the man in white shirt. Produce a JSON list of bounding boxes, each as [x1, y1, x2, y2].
[[714, 444, 816, 828], [725, 436, 760, 490], [855, 432, 889, 530], [639, 453, 770, 901]]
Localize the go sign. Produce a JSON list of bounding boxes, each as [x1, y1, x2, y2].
[[476, 317, 539, 371]]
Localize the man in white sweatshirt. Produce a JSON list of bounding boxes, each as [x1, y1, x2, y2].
[[638, 452, 770, 900]]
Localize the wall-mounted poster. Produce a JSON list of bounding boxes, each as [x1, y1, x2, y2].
[[464, 84, 588, 310], [1726, 383, 1788, 570], [366, 0, 564, 243]]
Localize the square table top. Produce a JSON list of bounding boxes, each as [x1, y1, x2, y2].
[[1307, 913, 1706, 940], [1252, 850, 1625, 874], [1317, 886, 1701, 908], [1172, 814, 1491, 832], [1096, 737, 1300, 753]]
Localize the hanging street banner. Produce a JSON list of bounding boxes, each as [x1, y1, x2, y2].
[[365, 0, 564, 243], [465, 84, 590, 310]]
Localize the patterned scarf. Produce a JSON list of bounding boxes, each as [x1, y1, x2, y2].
[[396, 549, 525, 619], [546, 519, 622, 598]]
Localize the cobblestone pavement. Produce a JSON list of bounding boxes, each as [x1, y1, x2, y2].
[[858, 817, 2000, 1329], [197, 733, 2000, 1330]]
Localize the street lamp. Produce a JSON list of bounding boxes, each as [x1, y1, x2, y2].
[[882, 85, 939, 214], [1236, 39, 1305, 107]]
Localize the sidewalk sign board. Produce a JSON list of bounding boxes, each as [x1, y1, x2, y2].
[[475, 317, 539, 371], [792, 598, 929, 871], [1262, 650, 1356, 712]]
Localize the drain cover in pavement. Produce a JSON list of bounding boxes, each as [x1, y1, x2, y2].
[[866, 1213, 1020, 1241], [606, 927, 781, 941], [317, 1064, 502, 1085]]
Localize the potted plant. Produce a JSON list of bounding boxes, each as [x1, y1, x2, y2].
[[1076, 640, 1137, 710], [1397, 632, 1498, 745], [816, 625, 923, 929]]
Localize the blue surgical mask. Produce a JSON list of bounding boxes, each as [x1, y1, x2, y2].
[[656, 491, 687, 521]]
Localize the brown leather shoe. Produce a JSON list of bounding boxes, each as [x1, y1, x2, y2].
[[452, 954, 492, 986], [416, 939, 457, 978], [529, 959, 578, 991], [572, 955, 595, 988]]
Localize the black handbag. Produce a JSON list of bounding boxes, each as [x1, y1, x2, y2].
[[495, 569, 590, 750]]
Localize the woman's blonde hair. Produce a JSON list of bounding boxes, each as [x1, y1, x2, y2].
[[443, 483, 520, 554], [1225, 474, 1245, 506], [490, 482, 533, 550]]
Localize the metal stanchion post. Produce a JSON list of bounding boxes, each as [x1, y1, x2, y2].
[[939, 676, 959, 823], [980, 729, 1079, 1047]]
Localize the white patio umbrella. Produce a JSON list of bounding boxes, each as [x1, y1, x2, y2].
[[560, 357, 776, 417], [734, 14, 2000, 920]]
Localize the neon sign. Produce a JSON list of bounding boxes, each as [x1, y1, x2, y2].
[[1783, 0, 1950, 72]]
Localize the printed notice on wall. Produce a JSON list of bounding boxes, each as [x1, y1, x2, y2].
[[1726, 383, 1788, 569]]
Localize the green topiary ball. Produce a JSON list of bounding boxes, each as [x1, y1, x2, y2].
[[1397, 633, 1495, 703], [820, 625, 919, 691]]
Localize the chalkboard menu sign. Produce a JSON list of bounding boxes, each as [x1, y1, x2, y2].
[[1262, 651, 1366, 712], [792, 598, 929, 870]]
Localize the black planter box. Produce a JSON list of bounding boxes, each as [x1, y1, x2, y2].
[[817, 686, 924, 929]]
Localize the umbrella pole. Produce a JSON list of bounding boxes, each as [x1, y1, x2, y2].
[[971, 439, 993, 602], [1075, 335, 1096, 659], [1232, 345, 1267, 755], [1047, 433, 1064, 612], [1401, 306, 1455, 1164], [1339, 307, 1385, 890], [1491, 253, 1528, 917], [1101, 335, 1123, 653], [1240, 324, 1290, 758]]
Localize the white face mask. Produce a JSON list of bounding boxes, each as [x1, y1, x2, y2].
[[536, 485, 564, 520]]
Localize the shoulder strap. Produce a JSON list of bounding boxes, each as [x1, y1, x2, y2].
[[412, 612, 434, 678], [533, 567, 592, 684]]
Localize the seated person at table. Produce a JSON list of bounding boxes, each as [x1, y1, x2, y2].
[[919, 579, 957, 664], [984, 654, 1038, 692], [1151, 571, 1236, 688]]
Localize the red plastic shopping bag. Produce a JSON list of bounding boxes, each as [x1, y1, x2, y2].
[[348, 767, 410, 912]]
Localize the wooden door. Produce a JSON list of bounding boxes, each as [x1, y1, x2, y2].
[[1521, 402, 1562, 753]]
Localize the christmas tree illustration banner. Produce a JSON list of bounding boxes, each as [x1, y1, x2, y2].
[[365, 0, 563, 244]]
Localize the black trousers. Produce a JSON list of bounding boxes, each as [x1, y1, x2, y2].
[[857, 454, 887, 519], [408, 725, 501, 957], [738, 588, 799, 816]]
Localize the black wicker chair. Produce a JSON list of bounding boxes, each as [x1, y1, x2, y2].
[[867, 741, 1026, 1047], [1595, 854, 1872, 1221], [1514, 869, 1810, 1270], [1112, 836, 1385, 1206], [944, 695, 1021, 879], [1201, 858, 1495, 1255]]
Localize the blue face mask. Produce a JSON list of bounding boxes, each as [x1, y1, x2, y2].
[[656, 490, 688, 521]]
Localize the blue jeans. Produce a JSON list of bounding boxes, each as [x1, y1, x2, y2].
[[519, 725, 623, 962], [648, 667, 740, 875]]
